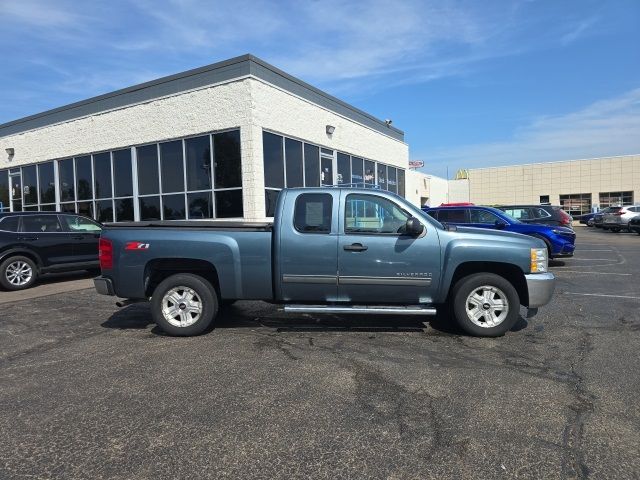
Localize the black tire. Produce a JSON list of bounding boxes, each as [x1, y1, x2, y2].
[[451, 273, 520, 337], [150, 273, 218, 336], [610, 227, 621, 233], [0, 255, 38, 291]]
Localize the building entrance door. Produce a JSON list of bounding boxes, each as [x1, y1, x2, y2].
[[9, 172, 22, 212]]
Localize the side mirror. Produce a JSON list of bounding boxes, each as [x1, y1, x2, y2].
[[495, 220, 507, 229], [405, 217, 425, 236]]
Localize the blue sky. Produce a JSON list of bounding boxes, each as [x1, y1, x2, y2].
[[0, 0, 638, 178]]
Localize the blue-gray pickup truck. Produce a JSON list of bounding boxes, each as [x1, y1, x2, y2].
[[94, 187, 555, 337]]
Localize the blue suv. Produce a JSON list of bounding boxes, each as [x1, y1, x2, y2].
[[423, 205, 575, 258]]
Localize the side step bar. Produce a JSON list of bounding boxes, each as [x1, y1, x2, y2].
[[283, 305, 437, 316]]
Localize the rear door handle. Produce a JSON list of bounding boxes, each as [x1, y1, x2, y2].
[[18, 236, 38, 241], [72, 236, 85, 240], [343, 243, 368, 252]]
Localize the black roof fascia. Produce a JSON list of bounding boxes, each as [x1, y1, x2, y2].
[[0, 54, 404, 141]]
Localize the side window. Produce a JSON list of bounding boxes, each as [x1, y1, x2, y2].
[[61, 215, 103, 232], [21, 215, 62, 233], [469, 209, 501, 224], [504, 208, 529, 220], [345, 194, 410, 234], [293, 193, 332, 233], [535, 208, 552, 218], [0, 216, 20, 232], [426, 210, 438, 220], [438, 209, 468, 223]]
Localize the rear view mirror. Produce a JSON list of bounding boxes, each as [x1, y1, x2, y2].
[[495, 220, 507, 229], [405, 217, 425, 236]]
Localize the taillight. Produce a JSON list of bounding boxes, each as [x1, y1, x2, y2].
[[613, 211, 624, 216], [559, 210, 571, 225], [99, 238, 113, 270]]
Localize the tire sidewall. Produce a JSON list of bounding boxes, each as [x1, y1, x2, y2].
[[452, 273, 520, 337], [151, 273, 218, 336], [0, 255, 38, 291]]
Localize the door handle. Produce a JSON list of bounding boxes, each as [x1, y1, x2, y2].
[[18, 236, 38, 241], [343, 243, 368, 252], [72, 236, 85, 240]]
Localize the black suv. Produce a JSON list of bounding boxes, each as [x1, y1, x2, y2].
[[496, 205, 573, 228], [0, 212, 102, 290]]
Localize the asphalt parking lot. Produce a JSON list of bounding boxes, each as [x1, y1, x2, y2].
[[1, 227, 639, 479]]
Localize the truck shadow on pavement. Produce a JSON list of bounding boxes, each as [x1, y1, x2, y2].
[[101, 302, 529, 337]]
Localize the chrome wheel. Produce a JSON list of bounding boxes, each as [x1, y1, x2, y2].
[[161, 286, 203, 327], [5, 261, 33, 286], [465, 285, 509, 328]]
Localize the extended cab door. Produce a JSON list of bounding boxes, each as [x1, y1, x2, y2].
[[277, 191, 339, 302], [337, 192, 440, 304]]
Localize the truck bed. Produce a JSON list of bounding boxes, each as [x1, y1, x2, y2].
[[103, 221, 272, 231]]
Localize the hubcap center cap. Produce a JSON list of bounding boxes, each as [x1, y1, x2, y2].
[[179, 303, 187, 310], [483, 303, 491, 310]]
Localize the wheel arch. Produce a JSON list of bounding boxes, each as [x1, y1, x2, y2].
[[144, 258, 220, 298], [448, 261, 528, 307], [0, 248, 43, 270]]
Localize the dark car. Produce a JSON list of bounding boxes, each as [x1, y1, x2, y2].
[[628, 215, 640, 235], [593, 207, 618, 229], [0, 212, 102, 290], [578, 213, 597, 227], [496, 205, 573, 228], [423, 205, 576, 258]]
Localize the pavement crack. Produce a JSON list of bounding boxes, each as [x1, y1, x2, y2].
[[561, 332, 595, 479]]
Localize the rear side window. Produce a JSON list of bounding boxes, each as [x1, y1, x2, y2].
[[0, 216, 20, 232], [21, 215, 62, 233], [426, 210, 438, 220], [534, 208, 552, 218], [438, 209, 468, 223], [293, 193, 332, 233]]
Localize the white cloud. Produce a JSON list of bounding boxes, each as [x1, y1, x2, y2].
[[417, 88, 640, 175], [0, 0, 75, 27]]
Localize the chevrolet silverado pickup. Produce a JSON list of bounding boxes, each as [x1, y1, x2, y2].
[[94, 187, 556, 337]]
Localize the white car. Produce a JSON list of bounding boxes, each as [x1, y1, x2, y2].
[[602, 205, 640, 232]]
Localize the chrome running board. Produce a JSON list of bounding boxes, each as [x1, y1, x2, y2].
[[283, 305, 437, 315]]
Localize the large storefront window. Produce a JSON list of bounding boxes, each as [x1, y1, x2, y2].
[[262, 131, 406, 216], [0, 128, 242, 222], [560, 193, 592, 217], [599, 191, 633, 208]]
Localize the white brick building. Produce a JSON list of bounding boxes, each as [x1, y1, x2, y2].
[[0, 55, 408, 221]]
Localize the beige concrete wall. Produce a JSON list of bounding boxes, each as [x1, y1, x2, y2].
[[467, 155, 640, 207]]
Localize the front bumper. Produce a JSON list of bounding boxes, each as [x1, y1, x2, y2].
[[94, 277, 115, 296], [525, 272, 556, 308]]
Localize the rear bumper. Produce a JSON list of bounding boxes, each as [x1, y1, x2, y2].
[[525, 272, 555, 308], [94, 276, 115, 296]]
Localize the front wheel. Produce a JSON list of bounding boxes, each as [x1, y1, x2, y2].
[[150, 273, 218, 336], [451, 273, 520, 337], [0, 256, 38, 291]]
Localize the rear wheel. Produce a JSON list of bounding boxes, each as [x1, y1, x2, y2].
[[451, 273, 520, 337], [587, 218, 595, 227], [0, 256, 38, 291], [610, 227, 621, 233], [150, 273, 218, 336]]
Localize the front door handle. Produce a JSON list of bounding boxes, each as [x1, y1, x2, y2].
[[343, 243, 368, 252], [18, 236, 38, 241]]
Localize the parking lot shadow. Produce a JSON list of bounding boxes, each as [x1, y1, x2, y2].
[[102, 302, 529, 336]]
